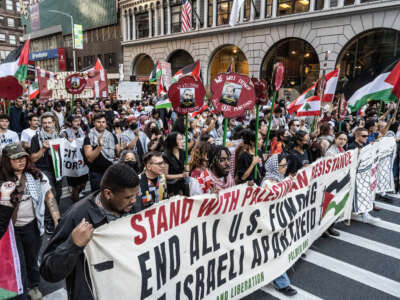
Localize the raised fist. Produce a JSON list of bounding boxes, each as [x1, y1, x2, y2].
[[1, 181, 16, 199]]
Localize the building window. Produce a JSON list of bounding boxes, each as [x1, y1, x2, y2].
[[208, 0, 213, 27], [278, 0, 309, 16], [171, 3, 182, 33], [104, 53, 116, 68], [136, 12, 149, 38], [265, 0, 273, 17], [8, 18, 15, 27], [9, 35, 16, 45], [217, 0, 232, 25], [6, 0, 13, 10], [19, 36, 24, 42], [0, 33, 5, 41], [16, 1, 20, 11]]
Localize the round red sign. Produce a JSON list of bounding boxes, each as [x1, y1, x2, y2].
[[65, 73, 87, 95], [211, 73, 255, 118], [168, 76, 205, 115]]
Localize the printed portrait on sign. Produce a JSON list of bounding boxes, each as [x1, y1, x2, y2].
[[71, 77, 81, 90], [220, 82, 241, 106], [180, 88, 195, 108]]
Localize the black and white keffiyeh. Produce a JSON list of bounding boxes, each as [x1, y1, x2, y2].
[[37, 127, 60, 148], [88, 128, 116, 162], [264, 154, 285, 183]]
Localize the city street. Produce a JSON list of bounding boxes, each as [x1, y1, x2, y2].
[[39, 186, 400, 300]]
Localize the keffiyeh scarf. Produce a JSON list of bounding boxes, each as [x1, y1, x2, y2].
[[37, 127, 60, 148], [264, 154, 285, 183], [89, 128, 115, 162], [64, 127, 85, 140]]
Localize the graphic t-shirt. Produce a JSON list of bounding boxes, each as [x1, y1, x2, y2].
[[0, 130, 19, 151]]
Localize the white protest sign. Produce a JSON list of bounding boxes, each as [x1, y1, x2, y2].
[[117, 82, 143, 101], [85, 151, 357, 300]]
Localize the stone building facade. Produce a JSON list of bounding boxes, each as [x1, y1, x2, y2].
[[120, 0, 400, 95]]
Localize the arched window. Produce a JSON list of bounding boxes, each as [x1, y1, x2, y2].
[[261, 38, 319, 93], [132, 54, 154, 81]]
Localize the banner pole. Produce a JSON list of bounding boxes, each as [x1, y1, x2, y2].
[[185, 112, 189, 165], [254, 104, 260, 180], [264, 90, 276, 154], [378, 100, 383, 118], [222, 117, 228, 147]]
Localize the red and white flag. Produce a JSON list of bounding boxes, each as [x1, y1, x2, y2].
[[296, 96, 321, 117], [322, 69, 339, 103], [181, 0, 192, 33], [87, 58, 108, 98], [287, 83, 316, 114], [36, 68, 57, 99]]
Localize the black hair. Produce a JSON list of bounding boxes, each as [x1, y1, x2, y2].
[[0, 114, 10, 121], [27, 114, 39, 122], [290, 130, 308, 147], [277, 152, 287, 164], [100, 163, 139, 193], [274, 106, 283, 114], [365, 119, 377, 131], [143, 151, 163, 166], [241, 128, 256, 146], [200, 134, 212, 142], [334, 131, 347, 139], [172, 116, 185, 134], [288, 119, 298, 129], [93, 113, 106, 122], [208, 145, 231, 169], [164, 131, 181, 152]]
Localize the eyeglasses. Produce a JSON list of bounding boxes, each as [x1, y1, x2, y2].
[[360, 135, 368, 138]]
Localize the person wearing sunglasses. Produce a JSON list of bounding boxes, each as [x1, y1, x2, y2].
[[347, 127, 369, 150]]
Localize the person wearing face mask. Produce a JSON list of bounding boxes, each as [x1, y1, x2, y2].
[[122, 116, 150, 166], [119, 149, 143, 174], [288, 119, 300, 137], [286, 130, 312, 176]]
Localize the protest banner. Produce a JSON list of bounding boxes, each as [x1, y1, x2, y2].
[[49, 138, 89, 181], [353, 136, 396, 214], [117, 81, 143, 101], [85, 150, 357, 300]]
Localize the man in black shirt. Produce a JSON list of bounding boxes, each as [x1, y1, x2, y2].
[[347, 127, 368, 150], [84, 113, 120, 191], [9, 98, 28, 134], [40, 163, 140, 300]]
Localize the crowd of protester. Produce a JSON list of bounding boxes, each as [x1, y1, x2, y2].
[[0, 93, 399, 300]]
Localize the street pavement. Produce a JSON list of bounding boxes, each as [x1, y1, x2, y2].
[[39, 186, 400, 300]]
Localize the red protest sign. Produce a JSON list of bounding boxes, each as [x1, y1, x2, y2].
[[251, 77, 268, 105], [65, 73, 87, 95], [211, 73, 255, 118], [273, 63, 284, 91], [168, 76, 205, 115]]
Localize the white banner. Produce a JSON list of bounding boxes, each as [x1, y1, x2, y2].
[[354, 136, 396, 214], [117, 82, 143, 101], [49, 138, 89, 181], [84, 151, 357, 300]]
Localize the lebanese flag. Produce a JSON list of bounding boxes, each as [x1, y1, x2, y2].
[[322, 69, 339, 103], [296, 96, 321, 117], [0, 40, 30, 82], [0, 222, 23, 299], [171, 60, 201, 83], [348, 60, 400, 112], [287, 83, 316, 114]]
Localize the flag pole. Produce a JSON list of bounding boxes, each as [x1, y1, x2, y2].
[[264, 90, 276, 154], [185, 112, 189, 164], [254, 103, 260, 180], [222, 117, 228, 147], [338, 93, 343, 132], [186, 0, 202, 26], [312, 51, 329, 134]]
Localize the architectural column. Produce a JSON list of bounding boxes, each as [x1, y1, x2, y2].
[[239, 5, 244, 23], [272, 0, 277, 17], [160, 1, 165, 35], [323, 0, 330, 9], [309, 0, 315, 11], [127, 10, 131, 40], [338, 0, 344, 7], [149, 7, 153, 37], [167, 1, 171, 34], [132, 11, 136, 40], [250, 0, 255, 21], [196, 0, 201, 29], [122, 11, 127, 41], [260, 0, 266, 19], [212, 0, 217, 27], [204, 0, 208, 28], [154, 4, 159, 36]]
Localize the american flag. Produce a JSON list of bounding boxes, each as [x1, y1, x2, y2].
[[181, 0, 192, 33]]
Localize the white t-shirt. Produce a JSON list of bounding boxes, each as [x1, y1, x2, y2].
[[0, 130, 19, 151], [21, 128, 37, 147]]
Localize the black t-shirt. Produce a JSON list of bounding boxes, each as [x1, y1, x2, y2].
[[236, 151, 264, 185], [287, 148, 311, 175], [29, 134, 52, 172], [83, 135, 118, 173], [347, 141, 363, 150]]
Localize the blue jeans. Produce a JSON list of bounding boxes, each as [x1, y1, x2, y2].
[[273, 272, 290, 289], [89, 171, 103, 192]]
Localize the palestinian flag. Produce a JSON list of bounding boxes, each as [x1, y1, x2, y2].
[[29, 80, 39, 100], [321, 172, 351, 220], [49, 140, 63, 181], [287, 83, 316, 114], [296, 95, 320, 117], [0, 40, 30, 82], [348, 60, 400, 112], [155, 98, 172, 109], [171, 60, 201, 83], [149, 60, 162, 83], [0, 222, 23, 299]]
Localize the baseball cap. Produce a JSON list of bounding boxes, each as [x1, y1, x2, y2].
[[2, 143, 29, 160]]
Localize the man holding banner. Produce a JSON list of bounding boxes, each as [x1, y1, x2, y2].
[[40, 163, 140, 300]]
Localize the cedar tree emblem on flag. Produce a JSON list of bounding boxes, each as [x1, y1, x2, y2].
[[320, 172, 351, 221]]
